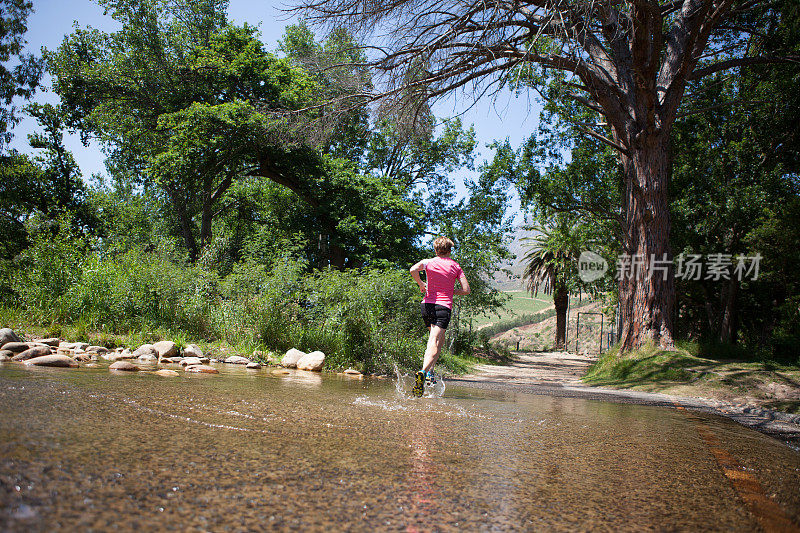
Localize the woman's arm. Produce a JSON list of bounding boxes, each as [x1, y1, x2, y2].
[[409, 259, 429, 294], [454, 272, 471, 295]]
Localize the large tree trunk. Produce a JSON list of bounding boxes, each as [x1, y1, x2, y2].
[[618, 136, 676, 351], [719, 276, 739, 344], [553, 286, 568, 350]]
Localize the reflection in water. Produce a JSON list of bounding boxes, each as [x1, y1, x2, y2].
[[403, 416, 440, 532], [0, 364, 799, 531]]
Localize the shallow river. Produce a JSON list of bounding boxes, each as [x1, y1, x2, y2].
[[1, 363, 799, 531]]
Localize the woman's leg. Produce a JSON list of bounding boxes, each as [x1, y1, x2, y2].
[[422, 325, 446, 372]]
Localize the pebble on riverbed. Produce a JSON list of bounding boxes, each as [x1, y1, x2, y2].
[[152, 369, 180, 377]]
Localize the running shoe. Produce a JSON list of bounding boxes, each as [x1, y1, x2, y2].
[[425, 370, 437, 387], [412, 371, 425, 397]]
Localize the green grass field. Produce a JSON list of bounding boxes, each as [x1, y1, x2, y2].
[[471, 291, 554, 327]]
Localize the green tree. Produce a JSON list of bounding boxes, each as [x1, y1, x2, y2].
[[0, 0, 42, 149], [522, 216, 603, 349]]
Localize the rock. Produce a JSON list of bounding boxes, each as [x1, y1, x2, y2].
[[138, 353, 158, 362], [224, 355, 251, 365], [343, 368, 362, 376], [198, 357, 210, 364], [0, 328, 22, 346], [23, 354, 78, 368], [152, 369, 180, 377], [0, 350, 12, 361], [281, 348, 305, 368], [85, 346, 109, 354], [133, 344, 158, 357], [296, 351, 325, 372], [100, 352, 122, 362], [168, 356, 184, 363], [153, 340, 177, 358], [11, 346, 52, 361], [84, 362, 98, 368], [246, 362, 261, 369], [180, 357, 202, 366], [119, 349, 137, 359], [74, 353, 92, 362], [184, 364, 218, 374], [58, 341, 75, 350], [38, 337, 61, 347], [1, 342, 30, 353], [109, 361, 139, 372], [183, 344, 203, 358], [73, 342, 89, 350]]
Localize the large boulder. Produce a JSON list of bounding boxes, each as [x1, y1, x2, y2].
[[224, 355, 251, 365], [0, 350, 13, 361], [153, 341, 177, 358], [281, 348, 305, 368], [296, 351, 325, 372], [12, 346, 52, 361], [0, 328, 21, 346], [184, 364, 218, 374], [23, 354, 78, 368], [133, 344, 158, 357], [1, 342, 30, 354], [109, 361, 139, 372], [183, 344, 203, 358], [137, 353, 158, 363]]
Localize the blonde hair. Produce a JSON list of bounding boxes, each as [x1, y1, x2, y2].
[[433, 236, 454, 256]]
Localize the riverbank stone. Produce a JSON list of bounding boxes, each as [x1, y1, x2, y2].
[[109, 361, 139, 371], [224, 355, 251, 365], [296, 351, 325, 371], [38, 338, 61, 347], [246, 362, 261, 369], [86, 346, 109, 354], [24, 354, 78, 368], [0, 328, 21, 346], [0, 350, 12, 361], [12, 346, 52, 361], [184, 364, 218, 374], [343, 368, 362, 376], [153, 341, 177, 358], [133, 344, 158, 357], [138, 353, 158, 362], [281, 348, 305, 368], [1, 342, 29, 353], [180, 357, 202, 366], [183, 344, 203, 358]]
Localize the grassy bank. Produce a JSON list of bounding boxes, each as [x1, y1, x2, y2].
[[584, 343, 800, 413]]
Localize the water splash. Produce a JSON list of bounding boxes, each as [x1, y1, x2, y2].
[[393, 364, 445, 399]]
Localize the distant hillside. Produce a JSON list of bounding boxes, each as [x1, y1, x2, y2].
[[490, 225, 541, 291]]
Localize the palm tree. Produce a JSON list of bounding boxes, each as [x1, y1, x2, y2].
[[522, 218, 589, 350]]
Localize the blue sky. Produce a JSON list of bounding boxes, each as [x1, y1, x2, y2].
[[9, 0, 542, 212]]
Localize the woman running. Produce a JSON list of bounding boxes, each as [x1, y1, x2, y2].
[[409, 237, 470, 396]]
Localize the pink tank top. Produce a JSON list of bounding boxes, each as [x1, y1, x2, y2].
[[422, 256, 463, 309]]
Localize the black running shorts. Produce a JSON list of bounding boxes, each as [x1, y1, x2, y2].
[[421, 303, 452, 329]]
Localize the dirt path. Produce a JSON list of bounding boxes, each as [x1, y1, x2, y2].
[[457, 351, 596, 386]]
